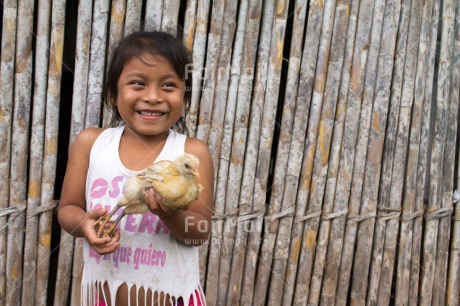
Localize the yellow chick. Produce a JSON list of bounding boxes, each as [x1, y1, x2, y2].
[[96, 153, 203, 238]]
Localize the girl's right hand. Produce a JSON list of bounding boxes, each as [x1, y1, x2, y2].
[[83, 208, 121, 255]]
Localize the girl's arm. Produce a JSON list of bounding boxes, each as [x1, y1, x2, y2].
[[147, 137, 214, 246], [58, 128, 120, 254]]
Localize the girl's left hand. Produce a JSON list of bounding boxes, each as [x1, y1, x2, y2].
[[145, 188, 177, 218]]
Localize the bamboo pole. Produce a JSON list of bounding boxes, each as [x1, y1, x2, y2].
[[124, 0, 143, 36], [198, 0, 238, 288], [223, 0, 265, 303], [161, 0, 181, 35], [408, 0, 440, 302], [22, 1, 51, 305], [238, 1, 288, 305], [7, 1, 34, 304], [34, 2, 66, 305], [182, 0, 198, 51], [195, 0, 226, 142], [0, 1, 18, 304], [395, 0, 433, 304], [102, 0, 127, 128], [215, 0, 253, 302], [204, 0, 247, 303], [346, 0, 387, 301], [255, 1, 307, 304], [374, 0, 421, 303], [55, 0, 93, 304], [145, 0, 163, 31], [432, 3, 457, 304], [305, 1, 352, 304], [333, 0, 375, 303], [420, 0, 455, 304], [318, 1, 360, 304], [447, 3, 460, 304], [281, 1, 324, 304], [187, 0, 211, 136], [85, 0, 110, 128]]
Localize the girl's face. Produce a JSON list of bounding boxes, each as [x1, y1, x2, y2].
[[116, 54, 185, 138]]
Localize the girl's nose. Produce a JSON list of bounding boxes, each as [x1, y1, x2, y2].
[[143, 86, 163, 103]]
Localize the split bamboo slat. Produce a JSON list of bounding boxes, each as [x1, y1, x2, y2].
[[7, 1, 34, 305], [259, 0, 308, 304], [161, 0, 181, 36], [281, 1, 324, 304], [447, 2, 460, 304], [347, 0, 387, 302], [204, 0, 249, 303], [216, 0, 254, 302], [395, 0, 433, 303], [2, 0, 460, 305], [182, 0, 198, 51], [124, 0, 143, 36], [22, 1, 51, 304], [0, 1, 17, 305], [54, 0, 93, 304], [195, 0, 226, 143], [145, 0, 163, 32], [186, 0, 211, 136], [35, 2, 66, 306], [319, 0, 360, 304], [332, 0, 376, 303], [421, 0, 455, 304], [306, 1, 351, 304]]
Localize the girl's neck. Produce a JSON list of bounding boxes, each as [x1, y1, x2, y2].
[[118, 127, 169, 171]]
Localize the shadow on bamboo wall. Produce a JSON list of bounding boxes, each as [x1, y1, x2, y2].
[[0, 0, 460, 305]]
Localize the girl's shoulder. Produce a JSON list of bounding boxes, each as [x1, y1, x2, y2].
[[184, 136, 209, 154], [71, 128, 107, 154]]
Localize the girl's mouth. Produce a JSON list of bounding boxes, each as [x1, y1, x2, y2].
[[138, 110, 164, 118]]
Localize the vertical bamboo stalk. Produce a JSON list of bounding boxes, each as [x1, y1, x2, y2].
[[161, 0, 181, 35], [305, 1, 352, 304], [346, 0, 386, 302], [420, 0, 455, 304], [182, 0, 198, 51], [34, 2, 66, 305], [333, 0, 375, 303], [0, 1, 18, 304], [319, 0, 360, 304], [395, 0, 433, 304], [374, 0, 421, 304], [195, 0, 226, 142], [22, 1, 51, 305], [278, 0, 333, 303], [446, 2, 460, 304], [187, 0, 211, 136], [145, 0, 163, 31], [431, 3, 457, 304], [224, 0, 265, 303], [199, 0, 238, 288], [124, 0, 143, 36], [102, 0, 127, 128], [281, 1, 324, 304], [7, 1, 34, 304], [255, 1, 307, 304], [204, 0, 247, 303], [241, 0, 289, 305], [408, 0, 440, 302], [55, 0, 93, 303], [85, 0, 110, 128], [215, 0, 252, 302]]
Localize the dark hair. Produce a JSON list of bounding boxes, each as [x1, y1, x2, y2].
[[103, 31, 192, 134]]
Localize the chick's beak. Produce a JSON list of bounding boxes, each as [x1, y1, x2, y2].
[[194, 169, 200, 178]]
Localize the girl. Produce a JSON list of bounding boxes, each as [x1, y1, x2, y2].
[[58, 31, 213, 306]]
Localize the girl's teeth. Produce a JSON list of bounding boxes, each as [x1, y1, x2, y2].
[[140, 111, 162, 116]]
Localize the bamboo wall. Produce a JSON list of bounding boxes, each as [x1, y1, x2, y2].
[[0, 0, 459, 305]]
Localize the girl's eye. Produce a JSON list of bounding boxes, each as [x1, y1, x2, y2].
[[130, 81, 145, 86], [163, 82, 176, 88]]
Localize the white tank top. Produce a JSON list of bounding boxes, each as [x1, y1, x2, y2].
[[82, 125, 204, 305]]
